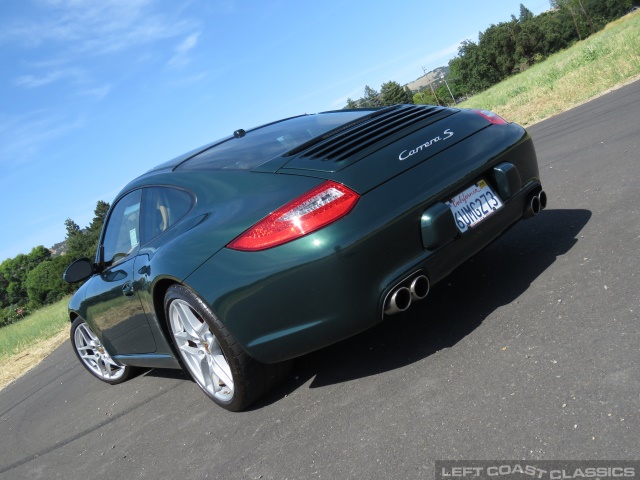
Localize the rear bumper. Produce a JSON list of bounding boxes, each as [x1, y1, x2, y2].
[[420, 181, 542, 288]]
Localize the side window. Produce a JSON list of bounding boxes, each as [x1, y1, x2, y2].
[[102, 190, 142, 266], [141, 187, 193, 242]]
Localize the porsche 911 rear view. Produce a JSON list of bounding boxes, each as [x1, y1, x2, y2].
[[64, 104, 545, 411]]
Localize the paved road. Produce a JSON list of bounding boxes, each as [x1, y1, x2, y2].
[[1, 81, 639, 480]]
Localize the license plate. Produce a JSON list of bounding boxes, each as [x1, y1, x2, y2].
[[447, 180, 503, 233]]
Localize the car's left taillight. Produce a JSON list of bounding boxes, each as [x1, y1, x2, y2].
[[227, 180, 360, 251]]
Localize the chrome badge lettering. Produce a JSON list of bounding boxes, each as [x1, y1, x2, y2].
[[398, 128, 454, 161]]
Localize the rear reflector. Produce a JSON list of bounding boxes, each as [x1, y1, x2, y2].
[[227, 180, 359, 251]]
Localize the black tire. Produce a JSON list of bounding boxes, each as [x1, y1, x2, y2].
[[164, 285, 290, 411], [70, 317, 134, 385]]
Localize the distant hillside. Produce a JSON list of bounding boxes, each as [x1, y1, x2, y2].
[[49, 240, 67, 257], [406, 66, 450, 92]]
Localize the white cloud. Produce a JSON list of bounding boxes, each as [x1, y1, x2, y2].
[[14, 68, 85, 88], [3, 1, 198, 113], [175, 32, 200, 54], [0, 111, 86, 164], [167, 32, 201, 69], [167, 72, 208, 88], [329, 87, 366, 109], [77, 84, 112, 100], [2, 0, 194, 57]]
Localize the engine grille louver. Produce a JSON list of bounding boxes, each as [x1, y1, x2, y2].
[[292, 105, 445, 163]]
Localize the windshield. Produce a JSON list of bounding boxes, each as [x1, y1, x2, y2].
[[177, 110, 374, 171]]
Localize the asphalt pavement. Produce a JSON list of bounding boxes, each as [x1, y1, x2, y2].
[[1, 80, 639, 480]]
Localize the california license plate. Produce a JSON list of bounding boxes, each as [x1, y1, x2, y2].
[[447, 180, 503, 233]]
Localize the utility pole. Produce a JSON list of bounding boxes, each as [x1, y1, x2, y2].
[[441, 74, 455, 105], [422, 66, 440, 106]]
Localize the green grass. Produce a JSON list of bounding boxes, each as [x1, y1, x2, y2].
[[0, 297, 70, 363], [458, 11, 640, 126]]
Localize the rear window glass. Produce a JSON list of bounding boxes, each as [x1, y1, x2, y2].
[[177, 111, 373, 171]]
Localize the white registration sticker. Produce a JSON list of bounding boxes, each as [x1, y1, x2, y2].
[[447, 180, 503, 233]]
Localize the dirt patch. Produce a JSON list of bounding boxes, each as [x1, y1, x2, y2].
[[0, 329, 69, 391]]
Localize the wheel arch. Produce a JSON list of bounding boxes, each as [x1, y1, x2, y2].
[[151, 278, 181, 353]]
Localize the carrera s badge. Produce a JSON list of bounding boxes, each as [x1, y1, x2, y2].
[[398, 128, 454, 161]]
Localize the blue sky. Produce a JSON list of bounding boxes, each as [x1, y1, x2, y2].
[[0, 0, 550, 262]]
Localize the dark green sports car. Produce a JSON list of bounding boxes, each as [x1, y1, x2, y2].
[[64, 104, 546, 411]]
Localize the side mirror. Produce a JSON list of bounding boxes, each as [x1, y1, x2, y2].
[[63, 258, 95, 284]]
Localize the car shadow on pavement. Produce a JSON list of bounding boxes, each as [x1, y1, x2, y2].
[[251, 208, 592, 408]]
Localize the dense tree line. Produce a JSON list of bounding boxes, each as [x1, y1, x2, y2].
[[345, 81, 413, 108], [346, 0, 634, 108], [449, 1, 634, 96], [0, 201, 109, 326]]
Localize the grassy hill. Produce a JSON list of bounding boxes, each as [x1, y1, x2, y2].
[[458, 10, 640, 126]]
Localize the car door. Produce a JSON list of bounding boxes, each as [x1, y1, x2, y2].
[[83, 189, 157, 354], [134, 186, 195, 321]]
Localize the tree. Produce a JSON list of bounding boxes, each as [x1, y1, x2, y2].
[[88, 201, 109, 236], [0, 246, 51, 309], [345, 98, 360, 109], [86, 200, 109, 257], [27, 245, 51, 269], [65, 218, 81, 238], [360, 86, 382, 108], [551, 0, 589, 39], [519, 4, 534, 22], [64, 218, 92, 261], [64, 200, 110, 261], [380, 81, 414, 106], [413, 90, 438, 105], [448, 39, 499, 94], [26, 256, 74, 307], [515, 18, 544, 67], [584, 0, 633, 30], [576, 0, 595, 33]]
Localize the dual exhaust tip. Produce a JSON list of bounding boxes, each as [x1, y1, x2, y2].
[[525, 190, 547, 218], [384, 274, 430, 315]]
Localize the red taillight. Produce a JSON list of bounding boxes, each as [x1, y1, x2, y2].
[[227, 180, 359, 251], [471, 109, 508, 125]]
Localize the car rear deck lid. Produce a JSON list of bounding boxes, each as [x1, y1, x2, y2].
[[280, 105, 457, 172]]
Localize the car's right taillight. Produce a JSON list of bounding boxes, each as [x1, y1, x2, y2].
[[227, 180, 359, 252], [471, 109, 508, 125]]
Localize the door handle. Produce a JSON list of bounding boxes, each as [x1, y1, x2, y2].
[[122, 281, 135, 297]]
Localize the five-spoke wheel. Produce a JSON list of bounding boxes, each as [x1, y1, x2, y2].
[[168, 298, 234, 403], [70, 317, 133, 384], [164, 285, 290, 411]]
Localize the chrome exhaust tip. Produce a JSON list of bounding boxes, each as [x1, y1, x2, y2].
[[530, 195, 541, 216], [384, 287, 412, 315], [524, 189, 548, 219], [538, 190, 547, 210], [524, 192, 541, 218], [409, 275, 430, 301]]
